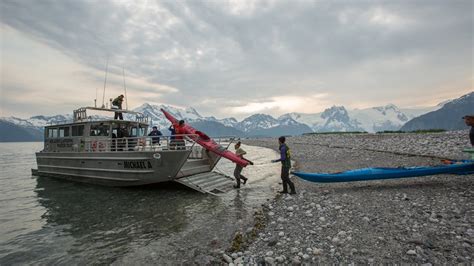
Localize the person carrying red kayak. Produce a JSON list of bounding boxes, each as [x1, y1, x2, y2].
[[171, 120, 186, 149], [233, 141, 249, 189]]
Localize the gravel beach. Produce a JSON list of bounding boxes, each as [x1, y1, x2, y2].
[[221, 130, 474, 264]]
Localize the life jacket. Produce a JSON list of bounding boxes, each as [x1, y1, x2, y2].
[[279, 143, 291, 168], [112, 97, 123, 106], [174, 124, 185, 139]]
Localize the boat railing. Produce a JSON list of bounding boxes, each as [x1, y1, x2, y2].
[[210, 136, 237, 146], [47, 119, 74, 126], [82, 135, 198, 153]]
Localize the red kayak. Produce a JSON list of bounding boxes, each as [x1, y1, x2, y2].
[[161, 109, 249, 167]]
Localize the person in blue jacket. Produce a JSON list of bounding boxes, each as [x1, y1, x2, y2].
[[272, 136, 296, 194]]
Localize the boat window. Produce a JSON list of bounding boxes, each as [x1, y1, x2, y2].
[[48, 128, 58, 138], [72, 125, 84, 137], [90, 124, 110, 137], [59, 127, 70, 137], [130, 126, 146, 137]]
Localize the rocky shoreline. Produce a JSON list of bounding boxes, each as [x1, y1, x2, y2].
[[217, 130, 473, 264]]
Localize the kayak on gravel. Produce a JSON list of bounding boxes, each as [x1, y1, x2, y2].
[[292, 161, 474, 183], [161, 108, 249, 167]]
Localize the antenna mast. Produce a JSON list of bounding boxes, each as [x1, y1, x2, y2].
[[122, 67, 128, 110], [101, 57, 109, 108]]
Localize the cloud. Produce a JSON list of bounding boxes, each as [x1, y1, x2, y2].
[[0, 0, 472, 118], [227, 93, 331, 116]]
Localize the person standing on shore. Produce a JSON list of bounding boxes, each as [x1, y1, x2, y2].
[[233, 141, 249, 189], [112, 95, 125, 120], [463, 115, 474, 146], [272, 136, 296, 194]]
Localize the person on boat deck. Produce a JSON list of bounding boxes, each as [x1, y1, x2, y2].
[[168, 125, 176, 140], [173, 120, 186, 149], [112, 95, 125, 120], [233, 141, 248, 189], [148, 126, 163, 145], [463, 115, 474, 146], [272, 136, 296, 194]]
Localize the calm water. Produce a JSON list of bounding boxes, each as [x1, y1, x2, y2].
[[0, 142, 280, 264]]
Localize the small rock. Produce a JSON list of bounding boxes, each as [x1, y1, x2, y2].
[[319, 217, 326, 222], [466, 229, 474, 237], [278, 231, 285, 237], [291, 247, 299, 253], [337, 231, 346, 237], [362, 217, 370, 222], [275, 256, 285, 263], [223, 254, 233, 264], [313, 248, 323, 255], [231, 253, 238, 259], [234, 257, 243, 264], [264, 257, 275, 264], [302, 254, 310, 260], [266, 251, 274, 257], [267, 238, 278, 247], [268, 211, 275, 216], [406, 250, 417, 255], [350, 248, 358, 255], [291, 256, 301, 264]]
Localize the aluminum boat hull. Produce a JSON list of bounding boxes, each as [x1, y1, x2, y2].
[[35, 150, 191, 186]]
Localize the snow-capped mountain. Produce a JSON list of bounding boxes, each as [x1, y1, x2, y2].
[[401, 91, 474, 131], [2, 114, 73, 129], [236, 114, 280, 132], [283, 104, 441, 133], [282, 106, 364, 132], [233, 113, 312, 136], [350, 104, 409, 132]]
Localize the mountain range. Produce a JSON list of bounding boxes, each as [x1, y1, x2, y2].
[[401, 92, 474, 131], [1, 92, 472, 142]]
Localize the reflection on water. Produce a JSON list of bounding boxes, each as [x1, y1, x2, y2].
[[0, 143, 280, 264]]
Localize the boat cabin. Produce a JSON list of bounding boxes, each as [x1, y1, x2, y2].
[[43, 107, 152, 152]]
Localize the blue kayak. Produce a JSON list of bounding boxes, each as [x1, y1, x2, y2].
[[292, 161, 474, 183]]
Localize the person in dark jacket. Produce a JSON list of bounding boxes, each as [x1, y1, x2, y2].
[[463, 115, 474, 146], [272, 136, 296, 194], [168, 125, 176, 140], [112, 95, 125, 120], [148, 126, 162, 145]]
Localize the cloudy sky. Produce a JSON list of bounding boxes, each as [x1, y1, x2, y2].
[[1, 0, 472, 119]]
